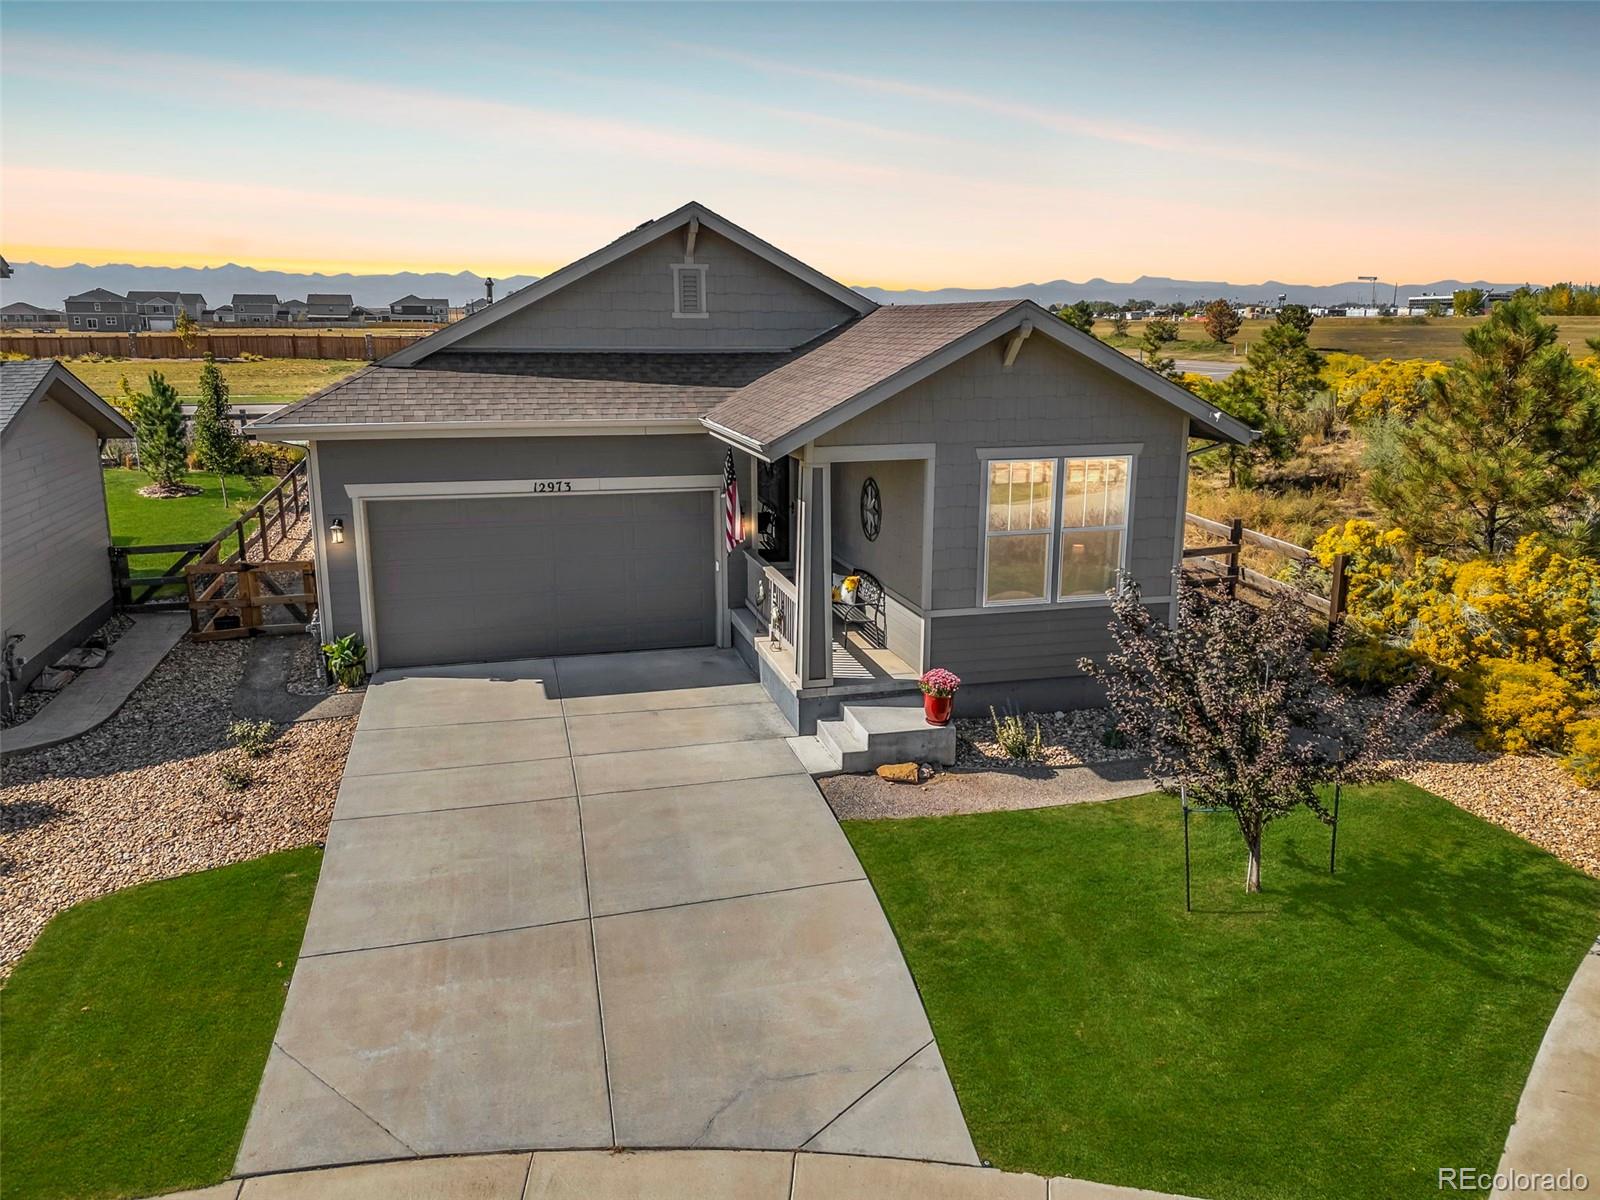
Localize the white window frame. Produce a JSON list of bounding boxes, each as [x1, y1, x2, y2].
[[85, 317, 99, 330], [72, 316, 81, 327], [978, 445, 1139, 609], [672, 262, 709, 319]]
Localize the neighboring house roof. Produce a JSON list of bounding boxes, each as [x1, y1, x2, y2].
[[253, 351, 795, 432], [66, 288, 128, 303], [2, 301, 59, 315], [232, 293, 279, 305], [127, 290, 180, 303], [307, 293, 353, 306], [390, 293, 445, 306], [705, 299, 1255, 457], [1, 359, 135, 439], [382, 201, 877, 368], [0, 255, 11, 279]]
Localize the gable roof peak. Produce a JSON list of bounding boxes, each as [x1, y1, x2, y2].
[[381, 203, 876, 368]]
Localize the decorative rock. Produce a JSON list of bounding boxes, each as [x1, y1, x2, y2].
[[29, 667, 76, 693], [54, 647, 109, 671], [876, 762, 920, 783]]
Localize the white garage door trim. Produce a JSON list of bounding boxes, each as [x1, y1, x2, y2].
[[345, 474, 727, 671]]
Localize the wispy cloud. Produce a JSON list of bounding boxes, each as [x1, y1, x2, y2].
[[676, 42, 1349, 177]]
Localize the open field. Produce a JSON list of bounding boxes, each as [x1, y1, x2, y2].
[[58, 357, 365, 408], [1103, 314, 1600, 362], [845, 783, 1600, 1200], [0, 848, 321, 1200]]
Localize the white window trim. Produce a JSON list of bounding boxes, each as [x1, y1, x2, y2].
[[671, 262, 709, 319], [978, 450, 1137, 609], [85, 317, 99, 330]]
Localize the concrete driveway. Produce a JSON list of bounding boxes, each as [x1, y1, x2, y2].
[[237, 648, 975, 1175]]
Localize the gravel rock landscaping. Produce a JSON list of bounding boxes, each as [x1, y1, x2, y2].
[[955, 706, 1148, 770], [0, 635, 354, 978]]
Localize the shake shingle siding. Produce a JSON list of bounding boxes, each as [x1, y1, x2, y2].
[[450, 229, 859, 352]]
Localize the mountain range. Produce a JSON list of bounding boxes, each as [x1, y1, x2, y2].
[[0, 260, 1534, 311]]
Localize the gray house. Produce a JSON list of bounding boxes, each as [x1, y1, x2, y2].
[[65, 288, 139, 332], [254, 202, 1250, 733], [1, 361, 135, 692], [306, 293, 355, 323], [1, 301, 65, 329], [388, 294, 449, 323], [127, 291, 206, 329], [230, 294, 280, 325]]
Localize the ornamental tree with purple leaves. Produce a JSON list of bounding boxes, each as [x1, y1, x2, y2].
[[1081, 582, 1447, 893]]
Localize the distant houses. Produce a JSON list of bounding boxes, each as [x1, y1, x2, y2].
[[388, 294, 449, 322], [3, 287, 459, 333]]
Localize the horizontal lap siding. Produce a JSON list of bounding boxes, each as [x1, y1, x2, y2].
[[1, 400, 114, 677], [451, 229, 856, 352], [928, 604, 1157, 684], [815, 334, 1186, 613]]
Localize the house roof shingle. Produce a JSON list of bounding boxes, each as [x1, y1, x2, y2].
[[703, 301, 1023, 450], [1, 359, 135, 438]]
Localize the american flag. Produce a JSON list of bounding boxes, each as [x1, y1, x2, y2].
[[722, 449, 741, 552]]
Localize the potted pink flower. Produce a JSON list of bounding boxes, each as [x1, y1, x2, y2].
[[919, 668, 961, 726]]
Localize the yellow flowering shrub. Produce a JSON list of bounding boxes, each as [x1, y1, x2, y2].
[[1459, 658, 1581, 753], [1329, 357, 1448, 422], [1311, 519, 1410, 617], [1564, 719, 1600, 789]]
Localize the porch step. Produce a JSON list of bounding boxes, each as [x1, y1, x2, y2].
[[789, 697, 958, 778]]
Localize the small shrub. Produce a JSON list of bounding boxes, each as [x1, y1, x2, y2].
[[229, 718, 275, 758], [1458, 658, 1581, 753], [1101, 723, 1129, 750], [1563, 719, 1600, 789], [1330, 635, 1427, 694], [990, 706, 1043, 761], [218, 759, 253, 791], [322, 633, 368, 689]]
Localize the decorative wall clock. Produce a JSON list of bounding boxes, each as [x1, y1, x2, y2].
[[861, 477, 882, 541]]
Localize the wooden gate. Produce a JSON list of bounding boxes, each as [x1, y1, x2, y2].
[[185, 560, 318, 640]]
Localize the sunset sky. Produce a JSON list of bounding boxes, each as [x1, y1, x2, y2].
[[2, 1, 1596, 288]]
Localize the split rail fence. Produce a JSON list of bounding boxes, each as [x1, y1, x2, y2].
[[110, 459, 318, 638], [1181, 513, 1348, 621]]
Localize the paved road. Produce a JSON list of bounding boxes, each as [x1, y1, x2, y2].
[[237, 648, 975, 1174], [1171, 358, 1244, 380]]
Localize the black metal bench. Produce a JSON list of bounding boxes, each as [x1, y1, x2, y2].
[[832, 567, 887, 649]]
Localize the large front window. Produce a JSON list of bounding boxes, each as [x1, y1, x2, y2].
[[983, 455, 1132, 605]]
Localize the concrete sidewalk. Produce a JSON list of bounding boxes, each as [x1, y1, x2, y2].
[[237, 649, 975, 1176], [161, 1149, 1203, 1200], [1491, 936, 1600, 1198], [1, 612, 187, 758]]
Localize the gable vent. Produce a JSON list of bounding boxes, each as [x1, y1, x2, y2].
[[673, 263, 708, 318]]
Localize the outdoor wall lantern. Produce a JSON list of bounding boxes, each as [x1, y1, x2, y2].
[[330, 518, 345, 544]]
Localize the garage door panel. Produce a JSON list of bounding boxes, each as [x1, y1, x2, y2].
[[368, 491, 715, 668]]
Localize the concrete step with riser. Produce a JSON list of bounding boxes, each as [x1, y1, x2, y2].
[[816, 717, 875, 773], [839, 698, 957, 767]]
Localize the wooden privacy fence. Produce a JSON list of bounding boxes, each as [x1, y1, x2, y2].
[[1182, 513, 1349, 620], [110, 460, 317, 636], [2, 330, 428, 361]]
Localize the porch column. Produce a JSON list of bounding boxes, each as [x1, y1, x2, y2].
[[794, 459, 833, 688]]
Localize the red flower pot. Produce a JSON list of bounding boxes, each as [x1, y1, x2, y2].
[[923, 692, 953, 726]]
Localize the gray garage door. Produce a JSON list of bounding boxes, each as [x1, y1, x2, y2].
[[368, 491, 716, 668]]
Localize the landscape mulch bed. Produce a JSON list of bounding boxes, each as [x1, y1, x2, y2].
[[0, 636, 353, 979]]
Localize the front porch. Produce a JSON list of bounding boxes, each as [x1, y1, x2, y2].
[[727, 445, 933, 734]]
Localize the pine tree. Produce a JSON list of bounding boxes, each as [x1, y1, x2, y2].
[[191, 354, 246, 504], [133, 370, 190, 494], [1246, 324, 1325, 422], [1370, 299, 1600, 556], [1275, 303, 1314, 335]]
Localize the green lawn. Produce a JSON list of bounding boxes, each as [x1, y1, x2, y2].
[[105, 467, 282, 587], [64, 357, 366, 408], [0, 849, 321, 1200], [843, 783, 1600, 1200]]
